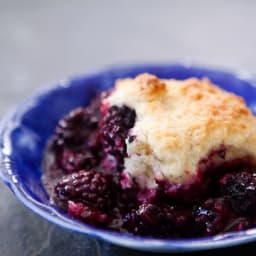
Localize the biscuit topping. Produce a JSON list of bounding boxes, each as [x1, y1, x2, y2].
[[105, 74, 256, 187]]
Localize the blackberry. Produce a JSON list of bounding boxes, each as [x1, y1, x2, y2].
[[68, 201, 109, 226], [122, 203, 192, 237], [193, 197, 235, 236], [58, 149, 98, 174], [100, 105, 136, 172], [115, 171, 139, 210], [54, 170, 115, 211], [51, 99, 102, 173], [55, 106, 99, 148], [220, 171, 256, 215]]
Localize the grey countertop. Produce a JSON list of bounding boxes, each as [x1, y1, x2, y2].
[[1, 1, 256, 255]]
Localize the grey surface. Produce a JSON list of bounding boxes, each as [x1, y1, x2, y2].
[[1, 1, 256, 255]]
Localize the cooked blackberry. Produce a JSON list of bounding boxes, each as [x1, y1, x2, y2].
[[50, 98, 102, 173], [68, 201, 109, 227], [55, 107, 99, 148], [220, 171, 256, 215], [58, 149, 98, 174], [115, 172, 139, 210], [54, 170, 115, 211], [100, 105, 136, 172], [193, 197, 235, 236], [123, 203, 192, 237]]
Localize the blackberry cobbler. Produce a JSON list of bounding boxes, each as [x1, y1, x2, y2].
[[42, 73, 256, 238]]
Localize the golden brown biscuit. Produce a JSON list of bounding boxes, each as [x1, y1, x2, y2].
[[105, 73, 256, 187]]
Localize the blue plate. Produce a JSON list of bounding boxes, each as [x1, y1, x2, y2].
[[1, 64, 256, 253]]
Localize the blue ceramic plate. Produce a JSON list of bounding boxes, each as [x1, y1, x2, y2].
[[1, 64, 256, 253]]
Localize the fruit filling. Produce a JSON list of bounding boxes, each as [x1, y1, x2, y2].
[[42, 74, 256, 238]]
